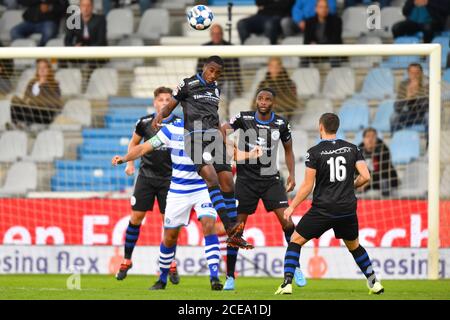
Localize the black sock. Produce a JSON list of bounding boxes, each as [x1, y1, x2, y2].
[[226, 246, 239, 278], [208, 186, 230, 229], [283, 225, 295, 244], [124, 222, 141, 259], [350, 245, 377, 286], [283, 242, 301, 283]]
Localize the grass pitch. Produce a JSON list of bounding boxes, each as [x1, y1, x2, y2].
[[0, 275, 449, 300]]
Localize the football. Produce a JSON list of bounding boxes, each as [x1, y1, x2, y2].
[[187, 5, 214, 30]]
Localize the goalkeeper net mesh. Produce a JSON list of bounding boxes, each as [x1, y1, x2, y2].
[[0, 47, 449, 279]]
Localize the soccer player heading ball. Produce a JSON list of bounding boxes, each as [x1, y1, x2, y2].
[[152, 55, 252, 250], [275, 113, 384, 295]]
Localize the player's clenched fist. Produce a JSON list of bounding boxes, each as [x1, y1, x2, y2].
[[124, 164, 135, 176], [111, 155, 124, 166]]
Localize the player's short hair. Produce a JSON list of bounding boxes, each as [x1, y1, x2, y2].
[[319, 113, 340, 134], [362, 127, 377, 137], [153, 86, 173, 97], [204, 55, 224, 67], [256, 87, 276, 97]]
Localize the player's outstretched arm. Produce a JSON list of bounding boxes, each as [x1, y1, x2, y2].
[[111, 135, 164, 166], [151, 98, 178, 130], [284, 167, 316, 220], [354, 160, 371, 189], [124, 133, 142, 176]]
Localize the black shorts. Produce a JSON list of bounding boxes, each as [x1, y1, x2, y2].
[[131, 175, 170, 213], [296, 208, 359, 241], [235, 178, 288, 214], [184, 131, 232, 173]]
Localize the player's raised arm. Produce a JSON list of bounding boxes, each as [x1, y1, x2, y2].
[[354, 160, 371, 189], [284, 167, 316, 220], [124, 132, 142, 176], [112, 135, 164, 166], [151, 98, 178, 130]]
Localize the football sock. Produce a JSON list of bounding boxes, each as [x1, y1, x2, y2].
[[208, 186, 230, 229], [350, 245, 377, 287], [158, 243, 176, 284], [222, 191, 238, 220], [226, 246, 239, 278], [283, 225, 295, 244], [283, 242, 302, 284], [124, 221, 141, 259], [204, 234, 221, 280]]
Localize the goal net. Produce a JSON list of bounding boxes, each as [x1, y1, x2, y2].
[[0, 44, 448, 280]]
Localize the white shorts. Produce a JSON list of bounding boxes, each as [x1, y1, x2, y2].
[[164, 188, 217, 228]]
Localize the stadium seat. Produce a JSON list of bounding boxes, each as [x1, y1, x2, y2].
[[10, 38, 37, 69], [51, 99, 92, 131], [397, 160, 428, 198], [14, 68, 35, 96], [444, 69, 450, 84], [82, 128, 131, 139], [321, 67, 355, 100], [371, 100, 395, 132], [440, 165, 450, 198], [26, 130, 64, 162], [244, 67, 268, 100], [0, 130, 28, 162], [355, 67, 395, 99], [136, 8, 170, 41], [106, 8, 134, 41], [0, 10, 23, 42], [338, 99, 370, 132], [291, 68, 320, 98], [84, 68, 118, 99], [342, 7, 368, 38], [431, 36, 450, 67], [0, 161, 37, 196], [382, 36, 421, 69], [280, 36, 303, 68], [390, 129, 420, 164], [45, 38, 64, 47], [0, 99, 11, 130], [350, 36, 383, 68], [228, 98, 252, 116], [55, 68, 82, 96], [380, 6, 404, 38], [296, 98, 333, 131], [108, 38, 144, 70], [241, 35, 270, 69]]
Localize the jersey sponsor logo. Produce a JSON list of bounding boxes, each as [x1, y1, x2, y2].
[[243, 115, 254, 120], [192, 94, 220, 102], [320, 147, 352, 156], [271, 130, 280, 141], [201, 203, 213, 208], [275, 119, 285, 126], [256, 137, 266, 146]]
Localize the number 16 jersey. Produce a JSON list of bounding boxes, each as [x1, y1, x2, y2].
[[305, 139, 365, 217]]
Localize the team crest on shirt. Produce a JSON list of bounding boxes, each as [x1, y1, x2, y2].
[[275, 119, 284, 126], [271, 130, 280, 141], [215, 88, 220, 97]]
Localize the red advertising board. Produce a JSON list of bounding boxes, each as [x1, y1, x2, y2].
[[0, 199, 449, 247]]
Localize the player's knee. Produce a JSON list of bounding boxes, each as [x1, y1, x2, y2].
[[164, 233, 178, 247], [344, 239, 360, 251], [201, 217, 216, 235], [130, 211, 145, 225]]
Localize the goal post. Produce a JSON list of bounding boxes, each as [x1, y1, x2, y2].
[[0, 44, 444, 280]]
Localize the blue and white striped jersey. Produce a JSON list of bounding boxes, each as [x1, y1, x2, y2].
[[155, 119, 207, 194]]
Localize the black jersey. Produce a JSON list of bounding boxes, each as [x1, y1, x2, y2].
[[229, 111, 292, 180], [305, 139, 365, 217], [134, 113, 179, 179], [172, 73, 221, 133]]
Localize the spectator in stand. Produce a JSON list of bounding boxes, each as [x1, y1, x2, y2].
[[0, 42, 13, 95], [254, 57, 297, 115], [302, 0, 342, 66], [10, 0, 69, 46], [9, 59, 62, 128], [344, 0, 391, 8], [281, 0, 336, 37], [392, 0, 449, 43], [65, 0, 107, 47], [237, 0, 295, 45], [391, 63, 429, 135], [358, 127, 399, 196], [102, 0, 153, 15], [196, 24, 243, 102]]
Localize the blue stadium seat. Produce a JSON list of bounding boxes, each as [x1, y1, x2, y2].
[[371, 100, 395, 133], [444, 69, 450, 84], [382, 36, 421, 69], [209, 0, 255, 5], [338, 99, 370, 132], [82, 128, 132, 139], [108, 97, 153, 107], [431, 36, 449, 67], [355, 68, 395, 100], [390, 130, 420, 164]]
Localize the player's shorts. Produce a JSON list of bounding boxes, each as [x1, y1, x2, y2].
[[296, 208, 359, 241], [163, 188, 217, 229], [235, 177, 289, 214], [184, 130, 232, 173], [131, 175, 170, 213]]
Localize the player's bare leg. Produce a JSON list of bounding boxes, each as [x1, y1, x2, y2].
[[343, 238, 384, 295], [200, 216, 223, 290], [275, 231, 309, 295], [200, 165, 252, 249], [150, 228, 180, 290], [224, 213, 248, 290], [273, 207, 307, 287], [116, 210, 146, 280]]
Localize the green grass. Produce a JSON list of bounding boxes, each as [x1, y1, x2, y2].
[[0, 275, 449, 300]]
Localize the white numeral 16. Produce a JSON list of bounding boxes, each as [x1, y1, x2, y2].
[[327, 156, 347, 182]]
